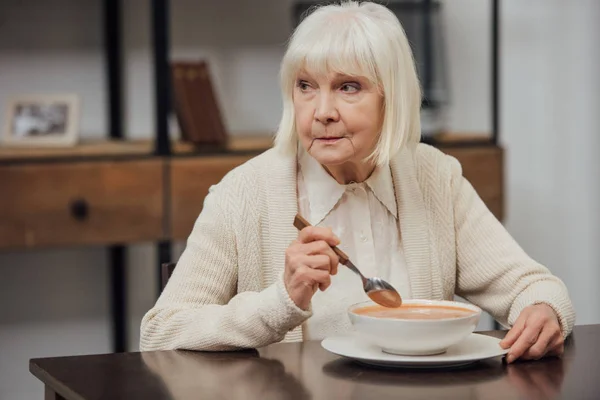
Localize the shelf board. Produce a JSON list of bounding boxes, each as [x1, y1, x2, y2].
[[0, 140, 150, 161], [431, 132, 494, 147], [172, 135, 274, 155], [0, 132, 495, 163], [0, 134, 274, 163]]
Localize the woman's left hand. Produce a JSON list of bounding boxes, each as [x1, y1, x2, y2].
[[500, 304, 564, 364]]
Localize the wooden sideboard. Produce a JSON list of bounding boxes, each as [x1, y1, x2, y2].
[[0, 136, 503, 250]]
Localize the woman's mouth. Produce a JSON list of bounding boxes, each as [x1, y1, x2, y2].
[[316, 137, 343, 144]]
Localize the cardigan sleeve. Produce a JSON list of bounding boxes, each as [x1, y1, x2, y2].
[[449, 157, 575, 337], [139, 180, 311, 352]]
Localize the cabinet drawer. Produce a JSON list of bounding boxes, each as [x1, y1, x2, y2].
[[170, 155, 255, 240], [443, 146, 504, 221], [0, 160, 164, 249]]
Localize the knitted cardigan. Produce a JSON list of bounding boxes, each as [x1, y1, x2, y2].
[[140, 144, 575, 351]]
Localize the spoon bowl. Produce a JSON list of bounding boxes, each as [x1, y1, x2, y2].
[[365, 278, 403, 308], [293, 215, 402, 308]]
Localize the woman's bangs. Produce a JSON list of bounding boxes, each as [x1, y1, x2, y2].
[[290, 22, 379, 84]]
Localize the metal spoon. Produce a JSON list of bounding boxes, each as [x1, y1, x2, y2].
[[293, 214, 402, 308]]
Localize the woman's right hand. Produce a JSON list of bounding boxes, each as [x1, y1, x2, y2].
[[284, 226, 341, 310]]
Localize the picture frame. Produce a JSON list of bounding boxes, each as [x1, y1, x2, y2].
[[2, 94, 80, 147]]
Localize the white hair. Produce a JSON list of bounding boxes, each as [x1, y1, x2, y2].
[[274, 1, 422, 165]]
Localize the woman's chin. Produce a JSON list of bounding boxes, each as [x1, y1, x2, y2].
[[309, 151, 352, 166], [307, 144, 355, 166]]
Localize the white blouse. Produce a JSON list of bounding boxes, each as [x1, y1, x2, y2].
[[297, 147, 412, 340]]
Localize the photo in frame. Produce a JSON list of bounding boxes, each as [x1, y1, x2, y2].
[[2, 94, 80, 147]]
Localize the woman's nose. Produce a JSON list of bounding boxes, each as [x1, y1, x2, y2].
[[314, 94, 339, 124]]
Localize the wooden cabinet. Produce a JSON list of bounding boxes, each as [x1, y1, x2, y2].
[[0, 160, 164, 249], [169, 155, 257, 240], [443, 146, 504, 221], [0, 138, 503, 249]]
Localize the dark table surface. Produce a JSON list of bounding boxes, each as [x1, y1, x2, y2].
[[31, 325, 599, 400]]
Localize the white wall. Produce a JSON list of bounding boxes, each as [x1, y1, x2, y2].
[[0, 0, 598, 398], [501, 0, 600, 324]]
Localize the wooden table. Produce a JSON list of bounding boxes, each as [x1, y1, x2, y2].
[[32, 326, 597, 400]]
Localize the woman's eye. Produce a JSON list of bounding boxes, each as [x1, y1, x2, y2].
[[340, 83, 360, 93], [297, 81, 311, 91]]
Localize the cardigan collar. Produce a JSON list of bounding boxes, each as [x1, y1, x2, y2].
[[298, 146, 398, 225]]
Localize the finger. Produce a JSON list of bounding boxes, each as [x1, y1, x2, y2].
[[318, 277, 332, 291], [304, 254, 334, 272], [522, 325, 557, 360], [286, 246, 336, 273], [294, 266, 317, 292], [297, 226, 340, 246], [500, 314, 527, 349], [546, 336, 565, 357], [310, 268, 332, 291], [301, 268, 331, 291], [292, 265, 331, 290], [301, 241, 340, 272], [506, 323, 543, 363], [548, 343, 564, 358], [331, 260, 338, 276]]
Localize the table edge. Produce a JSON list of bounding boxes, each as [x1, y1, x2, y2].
[[29, 359, 86, 400]]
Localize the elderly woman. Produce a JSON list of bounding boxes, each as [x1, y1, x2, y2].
[[141, 1, 575, 363]]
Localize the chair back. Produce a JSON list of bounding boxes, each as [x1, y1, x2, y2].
[[161, 262, 177, 291]]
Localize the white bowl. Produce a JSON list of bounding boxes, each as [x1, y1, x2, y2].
[[348, 299, 482, 356]]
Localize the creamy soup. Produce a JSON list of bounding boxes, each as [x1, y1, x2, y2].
[[353, 304, 475, 320]]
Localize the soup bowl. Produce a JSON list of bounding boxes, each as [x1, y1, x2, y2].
[[348, 299, 482, 356]]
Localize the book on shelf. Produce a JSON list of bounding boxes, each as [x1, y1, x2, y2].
[[171, 60, 228, 149]]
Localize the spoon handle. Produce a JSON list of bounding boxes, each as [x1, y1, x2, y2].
[[293, 214, 350, 265]]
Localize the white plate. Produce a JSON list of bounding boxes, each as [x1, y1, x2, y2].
[[321, 333, 508, 369]]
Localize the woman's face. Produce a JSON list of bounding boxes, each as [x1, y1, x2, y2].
[[293, 69, 384, 167]]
